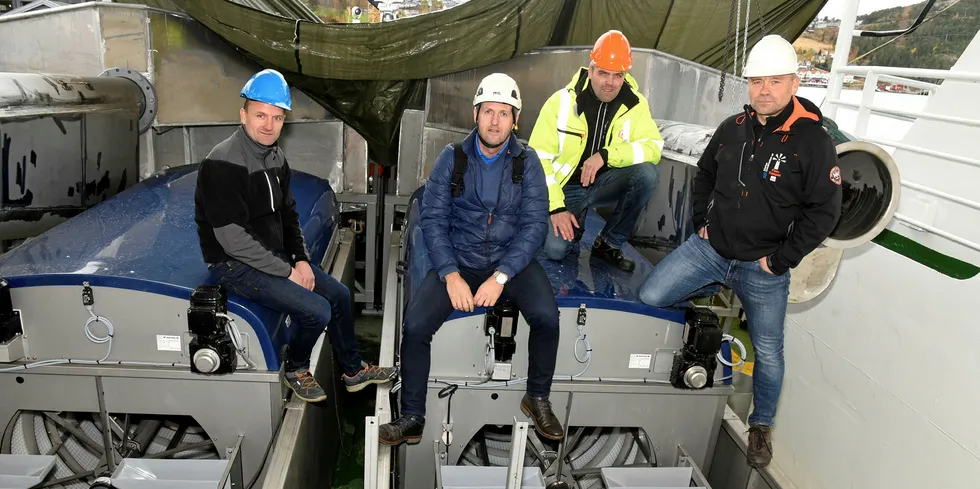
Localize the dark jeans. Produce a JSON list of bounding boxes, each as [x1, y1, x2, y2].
[[544, 163, 659, 259], [638, 234, 790, 426], [210, 259, 363, 375], [400, 260, 560, 418]]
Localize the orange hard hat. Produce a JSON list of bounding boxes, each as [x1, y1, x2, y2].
[[591, 30, 632, 72]]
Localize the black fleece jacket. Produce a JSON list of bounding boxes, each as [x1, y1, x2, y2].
[[692, 96, 842, 275], [194, 126, 310, 277]]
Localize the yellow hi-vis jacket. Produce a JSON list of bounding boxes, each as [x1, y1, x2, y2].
[[528, 67, 664, 212]]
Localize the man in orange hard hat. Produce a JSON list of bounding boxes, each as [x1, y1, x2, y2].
[[529, 30, 664, 272]]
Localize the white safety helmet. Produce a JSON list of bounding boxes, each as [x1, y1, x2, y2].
[[473, 73, 522, 112], [743, 35, 799, 78]]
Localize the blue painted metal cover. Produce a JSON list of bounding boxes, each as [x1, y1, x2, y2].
[[0, 164, 339, 371]]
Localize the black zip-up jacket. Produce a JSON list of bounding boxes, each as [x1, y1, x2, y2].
[[195, 126, 309, 277], [692, 96, 842, 275]]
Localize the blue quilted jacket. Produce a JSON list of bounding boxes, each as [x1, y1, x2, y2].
[[421, 129, 549, 281]]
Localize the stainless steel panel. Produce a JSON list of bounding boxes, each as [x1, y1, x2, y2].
[[148, 10, 330, 125], [424, 47, 748, 138], [395, 109, 424, 196], [85, 112, 139, 205], [189, 124, 238, 163], [421, 126, 467, 180], [343, 125, 368, 193], [6, 286, 268, 370], [100, 7, 149, 73], [278, 121, 345, 191], [0, 7, 103, 74], [151, 126, 188, 171]]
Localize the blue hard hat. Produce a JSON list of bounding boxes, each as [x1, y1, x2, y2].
[[240, 69, 292, 111]]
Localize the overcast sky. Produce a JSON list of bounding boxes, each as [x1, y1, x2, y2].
[[818, 0, 924, 18]]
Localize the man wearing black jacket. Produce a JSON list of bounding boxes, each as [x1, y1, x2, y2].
[[195, 69, 395, 403], [638, 36, 842, 468]]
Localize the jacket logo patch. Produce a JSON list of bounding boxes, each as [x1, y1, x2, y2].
[[830, 165, 842, 185], [762, 153, 786, 182]]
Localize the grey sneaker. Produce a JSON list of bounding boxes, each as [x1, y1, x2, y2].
[[283, 368, 327, 403], [747, 425, 773, 468], [343, 364, 397, 392]]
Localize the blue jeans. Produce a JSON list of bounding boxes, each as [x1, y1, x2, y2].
[[543, 163, 659, 259], [400, 260, 560, 418], [210, 259, 363, 375], [638, 234, 790, 427]]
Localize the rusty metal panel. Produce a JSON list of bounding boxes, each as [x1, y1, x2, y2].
[[343, 125, 368, 194], [279, 121, 345, 192], [84, 112, 139, 206], [0, 7, 103, 74], [0, 116, 84, 239], [148, 10, 330, 125], [100, 7, 150, 73]]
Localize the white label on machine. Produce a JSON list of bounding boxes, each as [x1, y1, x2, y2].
[[156, 335, 182, 352], [628, 353, 652, 369]]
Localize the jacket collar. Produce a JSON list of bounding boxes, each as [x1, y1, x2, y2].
[[236, 124, 279, 160], [462, 128, 523, 162], [741, 96, 821, 134]]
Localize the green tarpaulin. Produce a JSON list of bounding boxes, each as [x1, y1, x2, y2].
[[119, 0, 827, 165]]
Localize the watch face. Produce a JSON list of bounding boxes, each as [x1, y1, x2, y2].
[[496, 274, 507, 284]]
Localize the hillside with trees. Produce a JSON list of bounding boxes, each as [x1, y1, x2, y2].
[[797, 0, 978, 70]]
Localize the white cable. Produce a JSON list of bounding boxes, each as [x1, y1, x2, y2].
[[84, 306, 114, 362], [573, 321, 591, 364], [484, 327, 496, 376], [717, 334, 746, 368], [217, 312, 258, 371]]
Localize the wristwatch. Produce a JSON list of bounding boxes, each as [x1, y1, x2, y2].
[[494, 270, 509, 285]]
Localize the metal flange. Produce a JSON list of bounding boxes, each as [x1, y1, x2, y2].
[[100, 67, 157, 134]]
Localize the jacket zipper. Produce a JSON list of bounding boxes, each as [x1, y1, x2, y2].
[[735, 142, 747, 257], [264, 172, 276, 212]]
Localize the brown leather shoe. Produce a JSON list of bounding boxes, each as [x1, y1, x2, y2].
[[520, 394, 564, 440], [747, 425, 773, 468]]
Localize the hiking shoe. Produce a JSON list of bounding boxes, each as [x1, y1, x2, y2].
[[344, 364, 397, 392], [592, 237, 635, 272], [283, 368, 327, 403], [379, 415, 424, 446], [520, 394, 564, 440], [747, 424, 773, 468]]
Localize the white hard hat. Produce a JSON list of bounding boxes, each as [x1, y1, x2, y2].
[[743, 35, 799, 78], [473, 73, 522, 112]]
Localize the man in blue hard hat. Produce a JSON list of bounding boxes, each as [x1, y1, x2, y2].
[[194, 69, 397, 402]]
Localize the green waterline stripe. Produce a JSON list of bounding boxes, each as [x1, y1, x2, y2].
[[872, 229, 980, 280]]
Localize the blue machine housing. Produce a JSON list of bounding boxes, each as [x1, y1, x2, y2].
[[402, 186, 732, 382], [0, 165, 339, 371]]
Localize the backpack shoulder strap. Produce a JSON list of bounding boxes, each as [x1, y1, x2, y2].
[[511, 143, 526, 185], [450, 142, 467, 198]]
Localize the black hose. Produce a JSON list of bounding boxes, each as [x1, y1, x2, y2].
[[24, 412, 40, 455]]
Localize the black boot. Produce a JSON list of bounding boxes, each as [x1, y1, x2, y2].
[[520, 394, 564, 440], [379, 415, 425, 446], [591, 237, 635, 272], [747, 425, 773, 468]]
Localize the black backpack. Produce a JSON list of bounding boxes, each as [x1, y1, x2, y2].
[[449, 142, 526, 198]]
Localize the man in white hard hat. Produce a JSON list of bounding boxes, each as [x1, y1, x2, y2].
[[638, 35, 842, 468], [378, 73, 563, 446]]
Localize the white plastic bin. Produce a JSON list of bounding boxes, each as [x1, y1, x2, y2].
[[0, 454, 57, 489], [109, 458, 231, 489], [439, 465, 545, 489], [599, 466, 706, 489]]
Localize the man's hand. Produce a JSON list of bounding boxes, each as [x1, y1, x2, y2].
[[446, 272, 475, 312], [758, 257, 774, 275], [551, 212, 580, 241], [580, 153, 605, 187], [474, 276, 504, 308], [698, 226, 709, 239], [294, 261, 315, 290]]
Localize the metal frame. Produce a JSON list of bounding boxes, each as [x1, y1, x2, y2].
[[337, 193, 380, 307], [380, 194, 411, 307]]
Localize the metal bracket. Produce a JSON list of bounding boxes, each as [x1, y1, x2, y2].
[[505, 418, 529, 489], [217, 434, 245, 489], [675, 444, 713, 488], [100, 67, 157, 134]]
